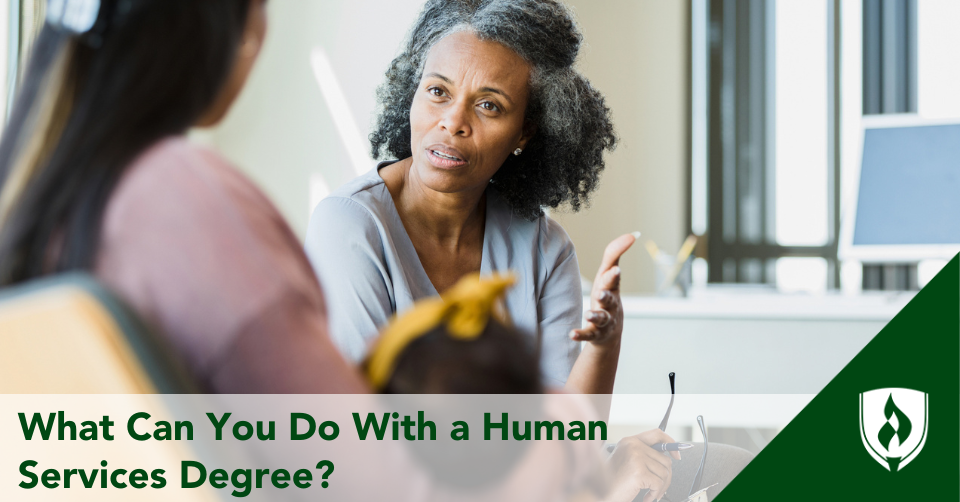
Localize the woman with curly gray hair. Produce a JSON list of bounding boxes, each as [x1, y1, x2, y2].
[[307, 0, 635, 394]]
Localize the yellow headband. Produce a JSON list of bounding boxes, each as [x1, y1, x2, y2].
[[365, 272, 516, 390]]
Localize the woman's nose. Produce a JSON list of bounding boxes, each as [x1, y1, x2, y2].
[[438, 103, 472, 137]]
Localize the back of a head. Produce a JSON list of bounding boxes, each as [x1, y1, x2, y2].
[[0, 0, 252, 285], [380, 319, 544, 394], [375, 318, 545, 490]]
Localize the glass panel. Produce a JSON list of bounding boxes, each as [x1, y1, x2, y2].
[[917, 0, 960, 119], [690, 0, 708, 236], [774, 0, 829, 246], [776, 257, 828, 294], [723, 258, 737, 283], [740, 258, 763, 283], [0, 0, 8, 123], [691, 257, 709, 290]]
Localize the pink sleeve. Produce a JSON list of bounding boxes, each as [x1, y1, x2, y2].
[[95, 138, 367, 393]]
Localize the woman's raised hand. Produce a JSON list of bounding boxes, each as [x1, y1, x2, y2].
[[570, 233, 638, 345]]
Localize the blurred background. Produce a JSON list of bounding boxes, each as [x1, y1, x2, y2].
[[3, 0, 956, 295], [1, 0, 958, 452]]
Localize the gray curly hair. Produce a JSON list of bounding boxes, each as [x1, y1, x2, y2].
[[370, 0, 616, 220]]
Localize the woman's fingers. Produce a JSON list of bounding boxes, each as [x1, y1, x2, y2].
[[636, 428, 682, 461], [636, 428, 678, 447], [595, 267, 622, 300], [642, 448, 673, 502], [639, 457, 670, 502], [571, 311, 616, 341], [597, 233, 639, 279], [585, 309, 611, 327], [570, 325, 600, 342], [592, 269, 620, 312], [608, 435, 675, 502], [599, 240, 629, 275], [621, 435, 673, 476], [595, 289, 618, 311]]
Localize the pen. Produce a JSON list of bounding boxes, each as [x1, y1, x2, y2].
[[604, 442, 694, 453], [658, 234, 698, 291], [651, 442, 694, 452]]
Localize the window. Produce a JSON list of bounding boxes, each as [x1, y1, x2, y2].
[[3, 0, 46, 125], [696, 0, 840, 291], [1, 0, 11, 122], [693, 0, 930, 292]]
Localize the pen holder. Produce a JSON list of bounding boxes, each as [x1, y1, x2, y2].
[[654, 254, 693, 297]]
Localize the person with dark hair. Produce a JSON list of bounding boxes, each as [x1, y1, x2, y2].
[[306, 0, 633, 395], [0, 0, 365, 393], [364, 273, 690, 502], [363, 273, 542, 394]]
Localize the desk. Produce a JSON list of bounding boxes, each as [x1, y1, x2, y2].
[[593, 291, 913, 394], [607, 394, 816, 444]]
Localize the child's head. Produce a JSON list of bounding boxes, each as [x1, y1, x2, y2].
[[381, 319, 543, 393], [363, 274, 544, 489], [363, 273, 544, 394]]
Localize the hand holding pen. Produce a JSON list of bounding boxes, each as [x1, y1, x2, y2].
[[603, 372, 685, 502], [650, 442, 694, 452], [605, 428, 681, 502]]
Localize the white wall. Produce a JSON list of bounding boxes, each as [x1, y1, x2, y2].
[[199, 0, 690, 294], [555, 0, 688, 293], [194, 0, 424, 237]]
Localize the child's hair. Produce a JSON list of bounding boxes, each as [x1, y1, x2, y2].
[[368, 317, 545, 490], [371, 318, 544, 394]]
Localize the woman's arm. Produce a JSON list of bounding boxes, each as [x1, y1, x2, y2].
[[565, 234, 637, 394], [305, 197, 396, 363]]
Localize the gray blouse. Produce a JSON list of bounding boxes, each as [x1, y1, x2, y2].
[[305, 166, 582, 386]]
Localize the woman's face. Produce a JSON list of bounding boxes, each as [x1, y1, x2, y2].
[[197, 0, 269, 127], [408, 31, 534, 195]]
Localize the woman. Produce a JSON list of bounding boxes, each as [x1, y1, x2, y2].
[[0, 0, 363, 393], [306, 0, 633, 394]]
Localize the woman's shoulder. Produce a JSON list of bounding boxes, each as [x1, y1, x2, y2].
[[488, 189, 575, 259], [111, 136, 268, 210], [327, 165, 389, 200], [124, 136, 227, 178], [103, 136, 301, 255], [97, 137, 327, 384], [307, 167, 396, 242], [102, 136, 310, 278]]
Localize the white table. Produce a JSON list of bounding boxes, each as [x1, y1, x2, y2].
[[590, 290, 913, 395]]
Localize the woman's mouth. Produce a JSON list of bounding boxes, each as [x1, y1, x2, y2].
[[426, 149, 467, 168]]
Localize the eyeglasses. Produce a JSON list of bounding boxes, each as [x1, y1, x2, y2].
[[658, 371, 676, 431], [689, 415, 707, 498], [657, 372, 710, 502]]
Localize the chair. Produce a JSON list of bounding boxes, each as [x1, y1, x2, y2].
[[0, 274, 237, 501], [0, 272, 196, 393]]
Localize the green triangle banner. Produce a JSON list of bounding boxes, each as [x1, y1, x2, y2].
[[715, 256, 959, 500]]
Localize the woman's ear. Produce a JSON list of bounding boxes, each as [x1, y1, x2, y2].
[[195, 0, 268, 127], [518, 120, 537, 151]]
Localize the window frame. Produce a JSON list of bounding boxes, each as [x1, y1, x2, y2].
[[696, 0, 843, 287]]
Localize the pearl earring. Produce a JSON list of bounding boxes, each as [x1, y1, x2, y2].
[[513, 148, 522, 156]]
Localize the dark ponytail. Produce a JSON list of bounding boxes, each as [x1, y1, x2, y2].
[[0, 0, 251, 285]]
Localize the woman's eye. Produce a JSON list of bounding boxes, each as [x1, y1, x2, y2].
[[428, 87, 445, 97], [479, 102, 500, 112]]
